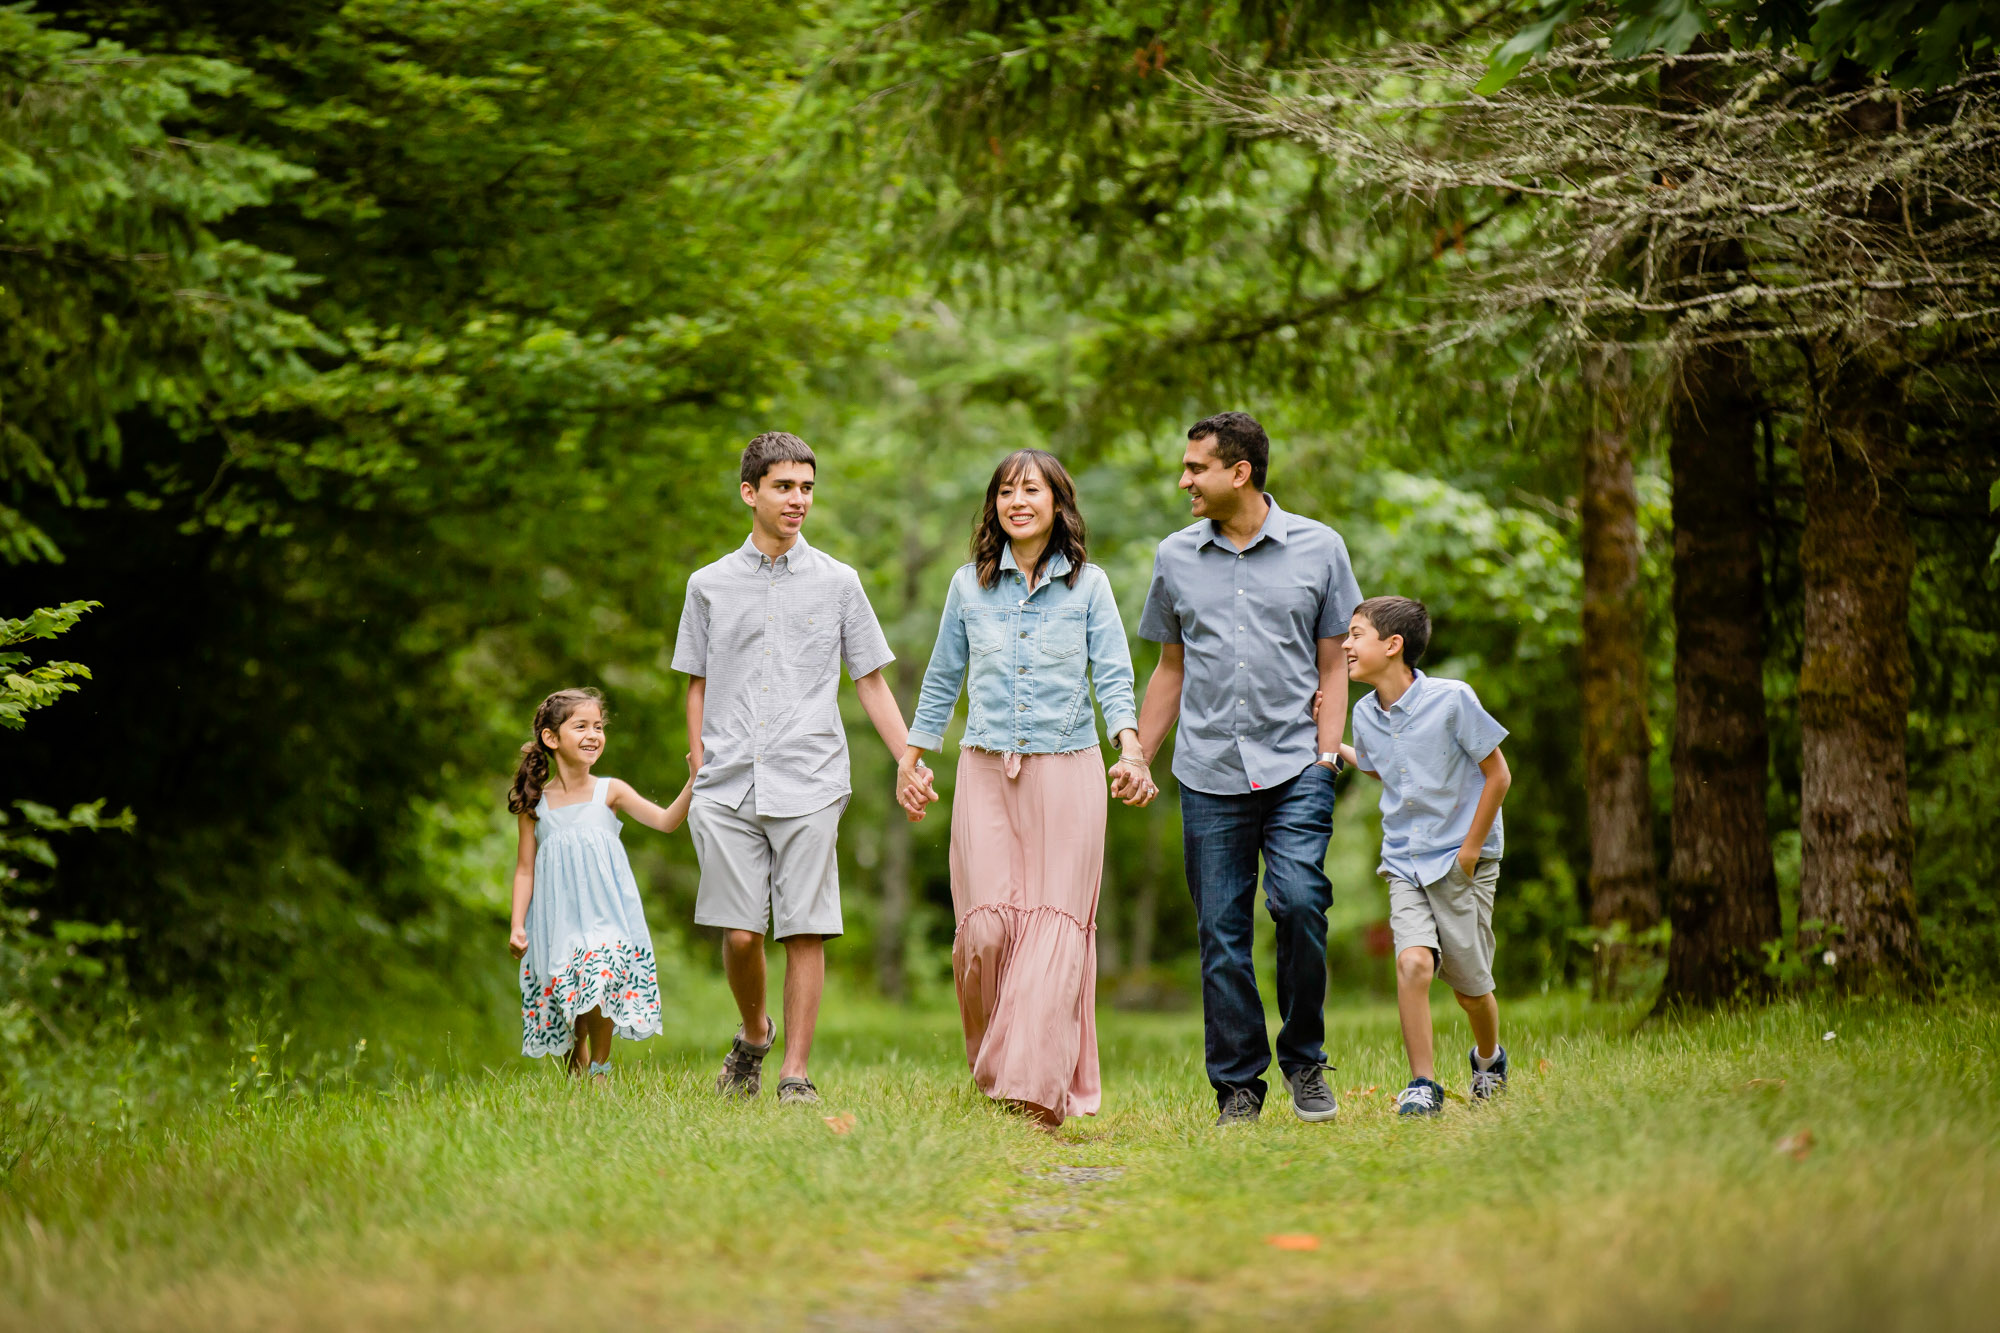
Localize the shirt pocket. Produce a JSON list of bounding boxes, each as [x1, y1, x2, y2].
[[965, 610, 1010, 658], [1035, 608, 1086, 663], [784, 602, 838, 670]]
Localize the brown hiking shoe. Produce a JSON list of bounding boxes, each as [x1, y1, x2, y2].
[[716, 1017, 776, 1098]]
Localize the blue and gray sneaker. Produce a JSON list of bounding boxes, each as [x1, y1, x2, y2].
[[1469, 1046, 1509, 1101], [1395, 1077, 1444, 1117]]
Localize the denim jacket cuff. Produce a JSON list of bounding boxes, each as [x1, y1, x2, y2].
[[906, 728, 946, 752], [1105, 712, 1139, 741]]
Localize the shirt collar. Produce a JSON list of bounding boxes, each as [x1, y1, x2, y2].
[[738, 532, 814, 573], [999, 544, 1073, 583], [1377, 669, 1428, 714], [1196, 494, 1291, 552]]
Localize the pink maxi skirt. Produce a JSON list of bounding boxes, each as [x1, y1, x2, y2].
[[948, 746, 1105, 1124]]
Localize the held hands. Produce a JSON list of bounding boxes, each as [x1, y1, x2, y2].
[[1108, 752, 1159, 807], [508, 924, 529, 960], [896, 752, 939, 822]]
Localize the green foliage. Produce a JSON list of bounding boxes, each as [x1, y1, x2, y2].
[[0, 601, 95, 728], [1479, 0, 2000, 93], [0, 6, 314, 562]]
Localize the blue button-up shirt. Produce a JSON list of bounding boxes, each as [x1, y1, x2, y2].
[[1138, 497, 1363, 795], [1349, 671, 1508, 887], [908, 548, 1138, 755]]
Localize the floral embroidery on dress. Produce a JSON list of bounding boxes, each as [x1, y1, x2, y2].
[[520, 937, 664, 1057]]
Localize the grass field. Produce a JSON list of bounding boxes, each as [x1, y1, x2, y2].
[[2, 979, 1995, 1331]]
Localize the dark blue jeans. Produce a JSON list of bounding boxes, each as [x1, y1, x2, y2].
[[1181, 764, 1336, 1110]]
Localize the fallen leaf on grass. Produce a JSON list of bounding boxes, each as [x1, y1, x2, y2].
[[1341, 1085, 1379, 1099], [823, 1113, 857, 1134], [1265, 1234, 1320, 1251], [1741, 1078, 1788, 1092], [1536, 1058, 1551, 1076], [1774, 1128, 1814, 1160]]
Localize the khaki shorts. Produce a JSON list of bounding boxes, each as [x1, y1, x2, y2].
[[689, 787, 845, 940], [1386, 858, 1500, 997]]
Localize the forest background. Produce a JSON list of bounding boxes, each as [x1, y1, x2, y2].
[[4, 0, 1998, 1102]]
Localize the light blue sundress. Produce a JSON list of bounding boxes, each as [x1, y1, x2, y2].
[[519, 776, 664, 1057]]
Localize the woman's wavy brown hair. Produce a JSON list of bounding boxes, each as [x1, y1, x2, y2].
[[972, 449, 1088, 591], [508, 687, 605, 817]]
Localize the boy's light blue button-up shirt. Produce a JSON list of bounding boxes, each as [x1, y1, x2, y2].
[[908, 548, 1138, 755], [1137, 497, 1363, 795], [1349, 670, 1508, 887]]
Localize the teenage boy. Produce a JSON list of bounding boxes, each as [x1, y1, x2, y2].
[[1135, 411, 1363, 1127], [1337, 595, 1513, 1117], [673, 431, 932, 1106]]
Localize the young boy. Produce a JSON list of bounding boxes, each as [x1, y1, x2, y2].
[[1337, 596, 1513, 1116], [673, 431, 932, 1105]]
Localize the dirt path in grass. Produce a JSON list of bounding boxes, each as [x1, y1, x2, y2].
[[822, 1163, 1125, 1331]]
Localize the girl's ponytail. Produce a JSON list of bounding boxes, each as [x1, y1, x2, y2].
[[509, 738, 551, 816], [508, 687, 604, 817]]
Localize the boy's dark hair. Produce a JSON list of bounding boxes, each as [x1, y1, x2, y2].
[[740, 431, 816, 488], [1187, 411, 1270, 490], [1354, 595, 1431, 670]]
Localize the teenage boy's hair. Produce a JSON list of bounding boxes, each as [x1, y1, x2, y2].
[[1355, 595, 1431, 670], [1187, 411, 1270, 490], [740, 431, 817, 488]]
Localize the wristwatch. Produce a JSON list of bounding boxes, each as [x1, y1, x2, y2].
[[1317, 751, 1343, 773]]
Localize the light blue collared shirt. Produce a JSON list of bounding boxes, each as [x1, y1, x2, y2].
[[1137, 497, 1363, 795], [1349, 670, 1508, 887], [908, 548, 1138, 755]]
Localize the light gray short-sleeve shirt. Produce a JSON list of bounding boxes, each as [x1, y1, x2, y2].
[[672, 533, 893, 818], [1138, 496, 1363, 795], [1349, 671, 1508, 886]]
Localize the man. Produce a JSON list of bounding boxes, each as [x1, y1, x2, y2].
[[1135, 411, 1363, 1126], [673, 430, 931, 1106]]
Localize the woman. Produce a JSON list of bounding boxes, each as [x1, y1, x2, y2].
[[899, 449, 1156, 1127]]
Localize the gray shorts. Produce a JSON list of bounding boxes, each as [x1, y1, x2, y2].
[[1387, 858, 1500, 997], [688, 787, 845, 940]]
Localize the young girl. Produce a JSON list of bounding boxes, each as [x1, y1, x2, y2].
[[508, 687, 691, 1079]]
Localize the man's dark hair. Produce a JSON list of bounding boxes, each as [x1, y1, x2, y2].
[[1187, 411, 1270, 490], [740, 430, 816, 488], [1354, 595, 1431, 670]]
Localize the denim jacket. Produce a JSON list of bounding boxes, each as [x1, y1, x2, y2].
[[908, 548, 1139, 755]]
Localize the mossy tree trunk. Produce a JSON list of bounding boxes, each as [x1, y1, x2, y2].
[[1579, 346, 1660, 996], [1791, 85, 1927, 994], [1658, 335, 1782, 1008], [1797, 371, 1925, 990]]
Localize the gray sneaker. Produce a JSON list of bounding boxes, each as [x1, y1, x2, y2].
[[1215, 1087, 1262, 1127], [715, 1017, 776, 1098], [775, 1076, 820, 1106], [1282, 1065, 1339, 1123]]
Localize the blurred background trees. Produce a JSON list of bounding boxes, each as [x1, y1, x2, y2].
[[3, 1, 1997, 1065]]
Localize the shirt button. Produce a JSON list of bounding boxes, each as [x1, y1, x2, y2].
[[1018, 667, 1026, 674], [1019, 631, 1028, 639], [1018, 599, 1025, 607], [1236, 589, 1244, 596]]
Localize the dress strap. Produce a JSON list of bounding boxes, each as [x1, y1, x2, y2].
[[593, 776, 610, 804]]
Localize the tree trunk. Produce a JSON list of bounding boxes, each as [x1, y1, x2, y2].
[[1657, 335, 1781, 1008], [1792, 82, 1926, 993], [1578, 347, 1660, 996], [873, 506, 932, 1003], [1797, 371, 1924, 991]]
